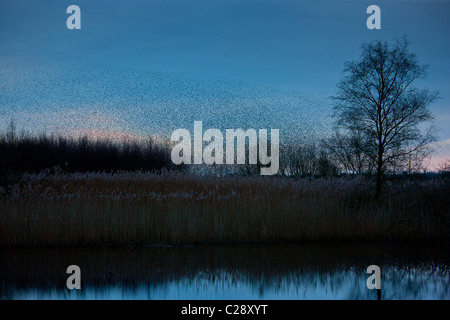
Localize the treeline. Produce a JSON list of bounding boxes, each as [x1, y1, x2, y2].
[[209, 141, 449, 179], [0, 130, 177, 178], [1, 123, 448, 182]]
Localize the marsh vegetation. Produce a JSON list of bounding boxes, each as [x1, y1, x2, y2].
[[1, 170, 448, 247]]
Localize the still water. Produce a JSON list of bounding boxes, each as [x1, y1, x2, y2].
[[0, 243, 448, 300]]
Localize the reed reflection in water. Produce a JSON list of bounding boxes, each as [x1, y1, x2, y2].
[[0, 243, 448, 300]]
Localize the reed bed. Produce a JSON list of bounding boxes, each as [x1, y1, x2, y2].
[[0, 172, 448, 247]]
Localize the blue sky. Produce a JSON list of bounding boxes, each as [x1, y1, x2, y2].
[[1, 0, 449, 166]]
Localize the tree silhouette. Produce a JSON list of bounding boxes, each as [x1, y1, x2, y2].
[[333, 37, 438, 197]]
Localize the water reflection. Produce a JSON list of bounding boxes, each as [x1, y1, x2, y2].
[[0, 243, 448, 300]]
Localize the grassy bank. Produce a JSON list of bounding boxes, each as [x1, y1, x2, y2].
[[0, 172, 449, 247]]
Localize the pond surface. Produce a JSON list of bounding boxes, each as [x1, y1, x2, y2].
[[0, 243, 448, 300]]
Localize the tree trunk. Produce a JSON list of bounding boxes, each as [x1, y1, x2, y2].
[[376, 147, 383, 200], [376, 170, 382, 200]]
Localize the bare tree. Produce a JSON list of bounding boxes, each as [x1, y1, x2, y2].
[[333, 37, 438, 197], [280, 144, 317, 177], [438, 159, 450, 174], [323, 130, 373, 175]]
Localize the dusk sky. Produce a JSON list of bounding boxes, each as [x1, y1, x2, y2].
[[1, 0, 449, 168]]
